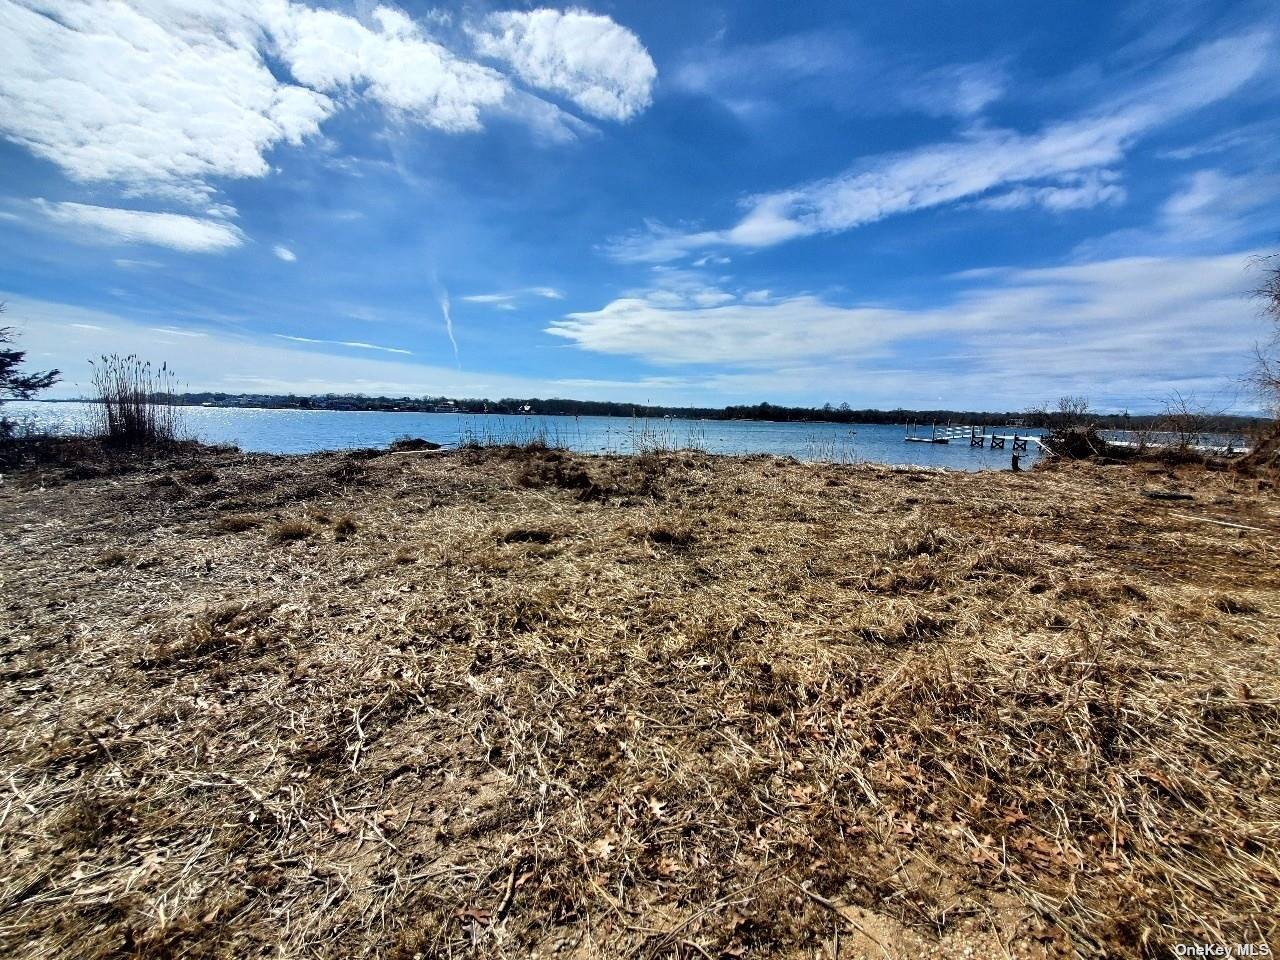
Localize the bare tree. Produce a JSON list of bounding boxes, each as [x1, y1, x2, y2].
[[1251, 253, 1280, 417], [1055, 395, 1091, 429], [1157, 390, 1219, 452]]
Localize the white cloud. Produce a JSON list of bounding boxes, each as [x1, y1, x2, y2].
[[0, 0, 656, 219], [899, 61, 1008, 118], [33, 200, 245, 252], [528, 286, 565, 300], [1073, 168, 1280, 259], [1159, 169, 1280, 240], [271, 3, 508, 132], [462, 293, 516, 304], [608, 30, 1272, 262], [980, 170, 1126, 212], [273, 244, 298, 262], [549, 252, 1267, 409], [674, 28, 1007, 124], [471, 9, 656, 121], [551, 295, 924, 365], [0, 0, 334, 203], [461, 286, 565, 307]]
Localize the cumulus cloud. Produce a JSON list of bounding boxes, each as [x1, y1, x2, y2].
[[470, 9, 656, 121], [0, 0, 656, 233], [609, 31, 1272, 262], [273, 245, 298, 262], [270, 3, 508, 132], [33, 200, 245, 252], [0, 0, 333, 203]]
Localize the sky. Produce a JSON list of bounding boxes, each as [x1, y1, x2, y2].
[[1, 0, 1278, 413]]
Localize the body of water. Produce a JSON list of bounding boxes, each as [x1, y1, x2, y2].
[[5, 401, 1044, 471]]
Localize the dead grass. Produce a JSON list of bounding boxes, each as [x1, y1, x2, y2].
[[214, 513, 263, 534], [267, 518, 316, 543], [0, 446, 1278, 959]]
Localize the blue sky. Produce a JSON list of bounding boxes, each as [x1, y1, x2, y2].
[[1, 0, 1277, 412]]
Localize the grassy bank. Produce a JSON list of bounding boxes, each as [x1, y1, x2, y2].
[[1, 444, 1277, 958]]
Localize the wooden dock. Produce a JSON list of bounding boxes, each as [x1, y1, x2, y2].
[[905, 423, 1044, 452]]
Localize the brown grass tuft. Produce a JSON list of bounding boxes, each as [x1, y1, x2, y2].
[[214, 513, 263, 534], [268, 519, 315, 542]]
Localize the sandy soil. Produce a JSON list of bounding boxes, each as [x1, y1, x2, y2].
[[1, 444, 1277, 958]]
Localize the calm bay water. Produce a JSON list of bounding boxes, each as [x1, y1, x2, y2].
[[5, 401, 1042, 471]]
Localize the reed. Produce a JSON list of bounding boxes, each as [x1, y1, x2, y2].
[[88, 354, 182, 448]]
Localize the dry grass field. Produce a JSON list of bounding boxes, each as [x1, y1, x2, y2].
[[1, 443, 1277, 959]]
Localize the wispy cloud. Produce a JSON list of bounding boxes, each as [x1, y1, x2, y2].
[[672, 29, 1007, 123], [273, 334, 412, 355], [460, 286, 565, 309], [7, 296, 565, 399], [979, 170, 1127, 212], [273, 245, 297, 262], [610, 31, 1273, 263], [550, 251, 1268, 409], [33, 200, 245, 253]]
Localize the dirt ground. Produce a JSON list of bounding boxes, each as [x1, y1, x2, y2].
[[1, 443, 1277, 959]]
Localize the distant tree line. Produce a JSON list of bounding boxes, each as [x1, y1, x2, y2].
[[58, 390, 1263, 432]]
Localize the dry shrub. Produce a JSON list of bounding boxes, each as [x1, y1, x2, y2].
[[500, 527, 555, 545], [333, 514, 358, 537], [389, 437, 442, 452], [93, 547, 129, 568], [139, 599, 279, 667], [515, 452, 595, 493], [1213, 594, 1259, 615], [215, 514, 263, 534], [268, 519, 315, 543], [636, 523, 694, 548], [181, 467, 217, 485]]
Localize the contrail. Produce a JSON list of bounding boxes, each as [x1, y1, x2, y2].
[[432, 273, 460, 367]]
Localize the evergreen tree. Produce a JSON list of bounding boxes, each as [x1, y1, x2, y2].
[[0, 304, 60, 402]]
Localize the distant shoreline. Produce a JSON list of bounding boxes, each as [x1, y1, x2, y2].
[[19, 396, 1268, 432]]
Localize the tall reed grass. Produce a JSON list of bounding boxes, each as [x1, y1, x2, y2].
[[89, 354, 182, 447]]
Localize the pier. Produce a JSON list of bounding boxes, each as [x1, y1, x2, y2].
[[905, 423, 1043, 451]]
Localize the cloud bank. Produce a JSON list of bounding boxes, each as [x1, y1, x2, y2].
[[549, 252, 1266, 408]]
